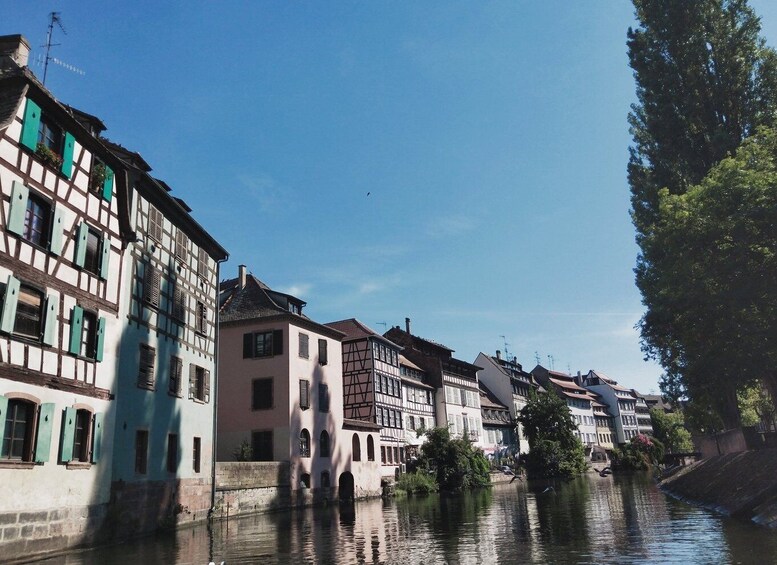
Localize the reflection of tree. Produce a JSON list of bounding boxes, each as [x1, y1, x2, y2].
[[532, 477, 591, 560]]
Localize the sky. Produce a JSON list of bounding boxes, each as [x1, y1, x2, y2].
[[5, 1, 777, 393]]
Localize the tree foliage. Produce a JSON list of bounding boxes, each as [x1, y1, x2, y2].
[[738, 381, 777, 429], [416, 427, 490, 492], [518, 389, 587, 479], [649, 408, 693, 453], [612, 434, 665, 471], [628, 0, 777, 427]]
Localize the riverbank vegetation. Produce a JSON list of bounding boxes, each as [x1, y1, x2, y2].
[[649, 408, 692, 453], [518, 389, 587, 479], [611, 433, 665, 471]]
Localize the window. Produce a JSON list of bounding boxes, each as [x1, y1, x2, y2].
[[320, 430, 330, 458], [23, 192, 51, 248], [367, 435, 375, 461], [72, 409, 92, 463], [143, 263, 161, 308], [318, 339, 328, 365], [251, 430, 273, 461], [135, 430, 148, 474], [376, 408, 383, 426], [299, 429, 311, 457], [175, 229, 188, 263], [38, 115, 63, 155], [167, 434, 178, 473], [67, 306, 105, 361], [352, 434, 361, 461], [299, 379, 310, 409], [375, 375, 382, 394], [79, 310, 98, 359], [381, 446, 386, 464], [83, 227, 101, 276], [1, 398, 35, 461], [90, 157, 114, 201], [13, 284, 44, 339], [19, 99, 74, 177], [195, 301, 207, 334], [243, 330, 283, 358], [318, 383, 330, 413], [148, 205, 163, 243], [59, 406, 102, 465], [300, 473, 311, 489], [252, 378, 273, 410], [169, 356, 182, 397], [74, 223, 109, 279], [138, 344, 156, 390], [321, 471, 330, 488], [189, 364, 210, 402], [197, 247, 208, 279], [193, 437, 201, 473], [171, 285, 187, 322], [299, 333, 309, 359], [408, 415, 415, 430]]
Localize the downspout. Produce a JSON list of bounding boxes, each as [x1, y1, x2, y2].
[[210, 257, 226, 515]]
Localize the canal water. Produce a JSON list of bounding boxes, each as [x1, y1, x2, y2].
[[37, 473, 777, 564]]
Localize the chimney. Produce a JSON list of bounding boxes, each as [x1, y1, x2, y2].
[[0, 35, 31, 69], [239, 264, 247, 289], [496, 350, 501, 360], [405, 317, 411, 334]]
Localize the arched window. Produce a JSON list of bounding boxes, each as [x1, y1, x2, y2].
[[320, 430, 330, 458], [299, 429, 310, 458], [367, 435, 375, 461], [300, 473, 311, 488], [321, 471, 330, 488], [352, 433, 361, 462]]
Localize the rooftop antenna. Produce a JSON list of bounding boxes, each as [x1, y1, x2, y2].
[[41, 12, 84, 85], [547, 354, 555, 371], [499, 335, 510, 360], [534, 351, 541, 365], [375, 322, 387, 330]]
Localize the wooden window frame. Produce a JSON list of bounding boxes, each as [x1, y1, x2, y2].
[[137, 344, 156, 390]]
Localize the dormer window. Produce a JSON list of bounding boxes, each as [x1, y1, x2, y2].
[[288, 302, 300, 315]]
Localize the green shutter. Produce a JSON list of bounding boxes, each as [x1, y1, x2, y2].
[[34, 403, 55, 463], [0, 275, 21, 333], [60, 132, 75, 178], [7, 181, 29, 236], [99, 235, 111, 280], [42, 293, 59, 346], [74, 222, 88, 268], [20, 98, 41, 150], [60, 406, 76, 463], [49, 204, 65, 255], [91, 412, 104, 463], [0, 396, 7, 426], [69, 306, 83, 355], [102, 166, 114, 202], [94, 317, 106, 362]]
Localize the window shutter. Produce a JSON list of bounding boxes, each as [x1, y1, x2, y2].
[[91, 412, 104, 463], [60, 132, 75, 178], [99, 235, 111, 280], [69, 306, 83, 355], [204, 370, 211, 403], [300, 379, 310, 409], [318, 339, 328, 365], [243, 332, 254, 358], [143, 264, 160, 307], [34, 403, 55, 463], [42, 293, 59, 346], [0, 396, 6, 426], [273, 329, 283, 355], [189, 363, 196, 399], [94, 317, 106, 362], [7, 181, 29, 237], [20, 98, 41, 150], [0, 275, 21, 333], [319, 383, 329, 412], [60, 406, 76, 463], [74, 222, 89, 268], [50, 204, 65, 255], [102, 166, 114, 202]]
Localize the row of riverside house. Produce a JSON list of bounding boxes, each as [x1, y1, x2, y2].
[[0, 35, 228, 561], [0, 34, 658, 561]]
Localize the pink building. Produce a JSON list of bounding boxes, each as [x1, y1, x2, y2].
[[217, 266, 381, 501]]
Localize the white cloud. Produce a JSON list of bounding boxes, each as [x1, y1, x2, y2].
[[277, 283, 313, 298], [237, 173, 291, 213]]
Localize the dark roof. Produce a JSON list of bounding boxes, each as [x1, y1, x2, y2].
[[325, 318, 401, 348], [384, 326, 454, 353], [0, 78, 25, 132], [342, 418, 381, 432], [478, 382, 509, 411]]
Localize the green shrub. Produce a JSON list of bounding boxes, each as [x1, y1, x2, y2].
[[396, 471, 438, 494]]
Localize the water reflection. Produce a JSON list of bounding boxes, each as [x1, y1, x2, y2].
[[36, 474, 777, 564]]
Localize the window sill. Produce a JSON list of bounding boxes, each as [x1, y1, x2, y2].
[[0, 460, 36, 469], [168, 391, 183, 398], [66, 461, 92, 470], [138, 383, 156, 391]]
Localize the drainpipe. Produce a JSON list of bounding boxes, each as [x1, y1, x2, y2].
[[211, 257, 227, 515]]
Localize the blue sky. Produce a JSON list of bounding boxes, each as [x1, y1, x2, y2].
[[5, 1, 777, 393]]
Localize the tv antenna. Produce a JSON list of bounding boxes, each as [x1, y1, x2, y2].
[[547, 354, 555, 371], [41, 12, 84, 85], [499, 335, 510, 360], [534, 351, 541, 365], [375, 322, 387, 330]]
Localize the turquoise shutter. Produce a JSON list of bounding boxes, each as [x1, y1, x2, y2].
[[49, 205, 65, 255], [42, 293, 59, 346], [91, 412, 104, 463], [60, 132, 75, 178], [94, 317, 106, 362], [7, 181, 29, 236], [20, 98, 41, 150], [0, 396, 7, 427], [0, 276, 21, 333], [99, 235, 110, 280], [102, 166, 114, 202], [74, 222, 88, 268], [60, 406, 76, 463], [68, 306, 83, 355], [34, 403, 55, 463]]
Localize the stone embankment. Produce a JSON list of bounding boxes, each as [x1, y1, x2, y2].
[[660, 448, 777, 528]]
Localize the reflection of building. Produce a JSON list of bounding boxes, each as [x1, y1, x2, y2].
[[324, 318, 405, 476], [217, 269, 380, 500], [532, 366, 598, 449], [399, 355, 436, 458], [478, 381, 517, 457], [475, 351, 540, 454], [581, 370, 638, 444], [385, 319, 483, 447]]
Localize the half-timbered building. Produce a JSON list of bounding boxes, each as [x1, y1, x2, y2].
[[325, 318, 405, 475], [399, 354, 435, 459], [478, 381, 517, 458]]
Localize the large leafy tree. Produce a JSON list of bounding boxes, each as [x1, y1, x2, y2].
[[628, 0, 777, 426], [649, 408, 693, 453], [518, 389, 587, 479], [416, 427, 490, 492]]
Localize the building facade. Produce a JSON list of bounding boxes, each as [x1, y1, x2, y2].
[[478, 381, 517, 459], [399, 355, 436, 461], [532, 366, 598, 450], [581, 370, 639, 444]]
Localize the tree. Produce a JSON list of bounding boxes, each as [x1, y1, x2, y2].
[[416, 427, 490, 492], [628, 0, 777, 427], [649, 408, 693, 453], [612, 434, 665, 470], [738, 381, 777, 429], [518, 389, 587, 479]]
